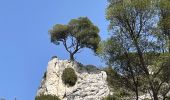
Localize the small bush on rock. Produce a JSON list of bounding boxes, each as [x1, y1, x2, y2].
[[51, 56, 58, 60], [77, 62, 100, 73], [62, 68, 77, 86], [85, 65, 99, 72], [103, 95, 118, 100], [35, 94, 60, 100]]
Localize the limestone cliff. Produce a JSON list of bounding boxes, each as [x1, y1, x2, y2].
[[37, 57, 110, 100]]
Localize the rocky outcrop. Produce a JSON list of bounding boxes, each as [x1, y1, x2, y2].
[[37, 57, 110, 100]]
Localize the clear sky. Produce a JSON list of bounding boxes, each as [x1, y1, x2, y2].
[[0, 0, 108, 100]]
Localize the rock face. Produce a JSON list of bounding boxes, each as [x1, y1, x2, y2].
[[37, 57, 110, 100]]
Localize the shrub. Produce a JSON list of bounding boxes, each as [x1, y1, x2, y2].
[[85, 65, 99, 72], [62, 68, 77, 86], [104, 67, 117, 88], [77, 62, 100, 73], [51, 56, 58, 60], [103, 95, 118, 100], [35, 94, 60, 100]]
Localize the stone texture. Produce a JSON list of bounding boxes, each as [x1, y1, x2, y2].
[[37, 58, 110, 100]]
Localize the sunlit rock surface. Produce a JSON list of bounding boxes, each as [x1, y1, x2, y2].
[[37, 57, 110, 100]]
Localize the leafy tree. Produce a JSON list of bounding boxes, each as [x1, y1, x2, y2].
[[159, 0, 170, 52], [152, 53, 170, 100], [99, 37, 145, 100], [98, 0, 170, 100], [49, 17, 100, 61], [105, 67, 132, 99], [100, 0, 155, 99]]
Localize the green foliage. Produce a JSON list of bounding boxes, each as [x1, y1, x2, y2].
[[49, 17, 101, 60], [159, 0, 170, 52], [49, 24, 69, 44], [105, 67, 132, 98], [159, 0, 170, 10], [62, 68, 77, 86], [106, 0, 153, 30], [85, 65, 99, 72], [97, 37, 123, 65], [77, 62, 99, 73], [105, 67, 117, 88], [103, 92, 130, 100], [68, 17, 100, 51], [35, 94, 60, 100], [103, 95, 118, 100], [101, 0, 170, 99]]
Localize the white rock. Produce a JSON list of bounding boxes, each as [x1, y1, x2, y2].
[[37, 58, 110, 100]]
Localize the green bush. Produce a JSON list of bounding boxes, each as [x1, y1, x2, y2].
[[35, 94, 60, 100], [51, 56, 58, 59], [85, 65, 99, 72], [62, 68, 77, 86], [103, 95, 118, 100], [77, 62, 100, 73]]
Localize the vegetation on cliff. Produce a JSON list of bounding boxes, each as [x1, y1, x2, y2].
[[35, 94, 60, 100], [49, 17, 101, 61], [62, 68, 77, 86], [97, 0, 170, 100]]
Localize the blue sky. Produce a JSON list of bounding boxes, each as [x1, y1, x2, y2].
[[0, 0, 108, 100]]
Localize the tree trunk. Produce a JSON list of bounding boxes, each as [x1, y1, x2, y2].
[[70, 53, 74, 61], [163, 97, 166, 100], [153, 92, 159, 100], [168, 35, 170, 53], [135, 90, 139, 100]]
